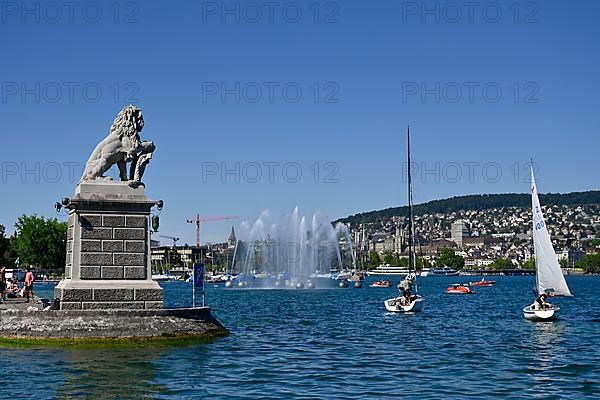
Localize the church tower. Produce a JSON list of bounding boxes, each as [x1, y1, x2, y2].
[[228, 226, 237, 248]]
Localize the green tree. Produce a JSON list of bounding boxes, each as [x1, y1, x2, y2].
[[559, 258, 568, 268], [489, 258, 513, 270], [436, 247, 465, 270], [395, 256, 409, 268], [368, 251, 381, 269], [382, 251, 394, 265], [577, 254, 600, 273], [12, 215, 67, 270], [523, 258, 536, 270], [0, 224, 9, 265]]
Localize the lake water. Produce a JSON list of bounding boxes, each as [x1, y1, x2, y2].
[[1, 276, 599, 399]]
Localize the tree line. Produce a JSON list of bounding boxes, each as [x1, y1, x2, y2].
[[0, 215, 67, 272], [337, 191, 600, 225]]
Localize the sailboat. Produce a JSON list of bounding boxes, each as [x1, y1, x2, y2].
[[384, 126, 425, 313], [522, 165, 572, 321]]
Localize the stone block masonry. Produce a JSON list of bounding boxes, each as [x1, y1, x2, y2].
[[54, 182, 163, 310], [77, 213, 148, 280]]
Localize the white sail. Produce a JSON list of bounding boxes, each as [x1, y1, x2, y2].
[[531, 168, 572, 296]]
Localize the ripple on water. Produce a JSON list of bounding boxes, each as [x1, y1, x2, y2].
[[7, 277, 600, 399]]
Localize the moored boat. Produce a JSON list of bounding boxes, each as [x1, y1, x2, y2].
[[429, 267, 459, 276], [367, 264, 411, 276], [152, 273, 177, 282]]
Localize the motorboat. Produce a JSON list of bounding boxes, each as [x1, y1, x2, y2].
[[445, 284, 475, 294], [370, 279, 393, 288], [469, 278, 496, 287]]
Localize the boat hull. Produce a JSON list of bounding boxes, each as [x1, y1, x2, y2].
[[523, 305, 559, 321], [384, 295, 424, 313], [445, 290, 475, 294], [445, 287, 475, 294], [445, 283, 475, 294], [470, 280, 496, 287], [370, 280, 393, 288], [428, 269, 459, 276], [367, 271, 411, 276]]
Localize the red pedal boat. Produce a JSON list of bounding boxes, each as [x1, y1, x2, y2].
[[446, 284, 475, 294]]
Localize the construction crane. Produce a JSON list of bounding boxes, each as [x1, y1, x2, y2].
[[158, 234, 180, 248], [186, 214, 238, 248]]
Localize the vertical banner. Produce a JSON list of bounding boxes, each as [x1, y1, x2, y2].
[[192, 263, 205, 308], [193, 263, 205, 290]]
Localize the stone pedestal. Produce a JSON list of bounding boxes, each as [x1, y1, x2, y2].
[[54, 181, 163, 310]]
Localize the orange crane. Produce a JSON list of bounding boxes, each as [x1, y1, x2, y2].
[[186, 214, 239, 247]]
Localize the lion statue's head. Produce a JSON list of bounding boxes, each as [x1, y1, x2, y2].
[[110, 104, 144, 139]]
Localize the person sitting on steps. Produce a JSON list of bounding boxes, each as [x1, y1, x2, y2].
[[5, 280, 20, 298]]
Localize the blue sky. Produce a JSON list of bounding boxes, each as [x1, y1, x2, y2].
[[1, 0, 599, 244]]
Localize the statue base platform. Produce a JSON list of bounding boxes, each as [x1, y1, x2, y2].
[[54, 181, 163, 310], [0, 307, 228, 343]]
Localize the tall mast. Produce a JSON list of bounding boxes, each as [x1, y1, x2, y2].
[[407, 126, 413, 273], [531, 160, 540, 295]]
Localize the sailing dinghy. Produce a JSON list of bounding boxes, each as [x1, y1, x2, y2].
[[384, 126, 424, 313], [523, 166, 572, 321]]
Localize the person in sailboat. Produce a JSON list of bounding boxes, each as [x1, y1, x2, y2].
[[398, 275, 414, 304], [533, 291, 552, 310]]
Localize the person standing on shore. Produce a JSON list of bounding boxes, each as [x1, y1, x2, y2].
[[0, 266, 6, 303], [24, 266, 35, 303]]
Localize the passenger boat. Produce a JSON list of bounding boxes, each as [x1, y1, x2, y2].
[[367, 265, 411, 276], [523, 165, 572, 321], [370, 279, 393, 288], [445, 284, 475, 294]]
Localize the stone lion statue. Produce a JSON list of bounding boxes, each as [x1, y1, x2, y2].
[[81, 104, 155, 187]]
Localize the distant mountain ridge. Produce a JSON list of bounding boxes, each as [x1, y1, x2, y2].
[[337, 191, 600, 225]]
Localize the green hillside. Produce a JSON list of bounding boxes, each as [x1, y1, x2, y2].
[[338, 191, 600, 225]]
